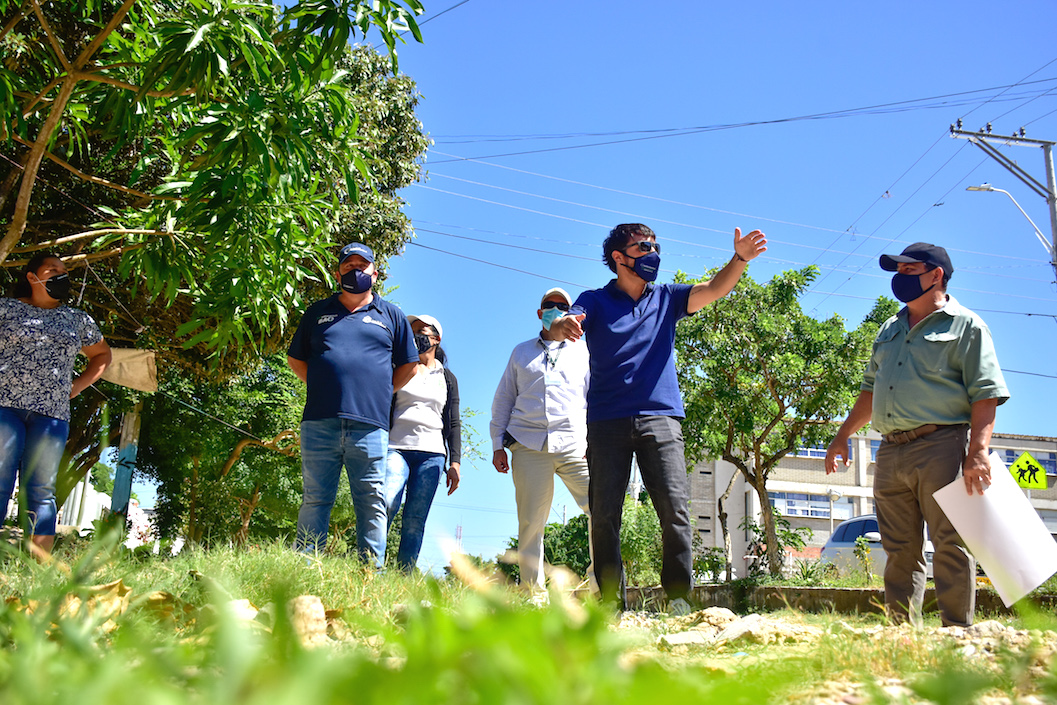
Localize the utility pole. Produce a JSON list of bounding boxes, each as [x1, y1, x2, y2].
[[950, 120, 1057, 281]]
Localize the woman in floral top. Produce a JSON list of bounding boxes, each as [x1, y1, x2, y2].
[[0, 252, 111, 554]]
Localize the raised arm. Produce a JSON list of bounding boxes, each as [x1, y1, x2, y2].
[[687, 227, 767, 314]]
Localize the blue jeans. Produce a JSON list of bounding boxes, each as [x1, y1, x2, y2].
[[0, 407, 69, 536], [587, 415, 693, 606], [296, 418, 388, 565], [384, 449, 445, 571]]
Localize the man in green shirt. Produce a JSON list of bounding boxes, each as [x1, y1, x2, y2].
[[825, 242, 1009, 627]]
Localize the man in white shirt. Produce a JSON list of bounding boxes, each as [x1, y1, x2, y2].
[[491, 288, 594, 591]]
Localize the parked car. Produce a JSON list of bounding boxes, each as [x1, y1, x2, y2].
[[820, 514, 934, 578]]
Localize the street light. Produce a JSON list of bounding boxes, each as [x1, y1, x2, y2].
[[966, 184, 1056, 271], [827, 488, 843, 534]]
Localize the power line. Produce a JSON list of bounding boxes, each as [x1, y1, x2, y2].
[[426, 80, 1057, 156]]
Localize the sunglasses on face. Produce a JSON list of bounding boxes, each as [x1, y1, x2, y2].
[[626, 241, 660, 254], [541, 301, 570, 311]]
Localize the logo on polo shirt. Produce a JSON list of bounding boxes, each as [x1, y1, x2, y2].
[[318, 314, 338, 324], [362, 315, 390, 331]]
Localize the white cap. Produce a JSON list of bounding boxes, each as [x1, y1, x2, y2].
[[540, 287, 572, 307], [408, 314, 443, 340]]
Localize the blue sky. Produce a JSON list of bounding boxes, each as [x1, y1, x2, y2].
[[367, 0, 1057, 571]]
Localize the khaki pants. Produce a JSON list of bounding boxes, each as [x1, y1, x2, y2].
[[510, 442, 594, 591], [874, 424, 976, 627]]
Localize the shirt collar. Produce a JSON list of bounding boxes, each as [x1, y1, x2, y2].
[[897, 294, 960, 326], [603, 278, 654, 302]]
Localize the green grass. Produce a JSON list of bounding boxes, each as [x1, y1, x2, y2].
[[2, 535, 1057, 704]]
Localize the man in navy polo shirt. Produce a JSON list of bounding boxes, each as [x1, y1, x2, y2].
[[552, 223, 767, 610], [287, 242, 418, 564]]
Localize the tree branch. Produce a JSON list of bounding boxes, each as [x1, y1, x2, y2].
[[10, 134, 168, 200], [11, 229, 171, 253], [75, 71, 196, 98], [219, 430, 299, 478], [20, 74, 64, 118], [2, 243, 148, 268], [0, 72, 79, 262], [0, 4, 28, 42], [73, 0, 136, 69], [30, 0, 72, 73]]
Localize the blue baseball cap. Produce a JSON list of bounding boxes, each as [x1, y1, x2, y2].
[[339, 242, 375, 265]]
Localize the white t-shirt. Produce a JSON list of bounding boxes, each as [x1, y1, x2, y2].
[[389, 362, 447, 454]]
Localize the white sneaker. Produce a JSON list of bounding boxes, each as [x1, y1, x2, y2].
[[668, 597, 693, 616]]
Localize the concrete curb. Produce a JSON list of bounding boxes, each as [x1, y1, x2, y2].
[[621, 584, 1054, 615]]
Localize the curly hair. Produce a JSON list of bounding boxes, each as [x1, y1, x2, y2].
[[602, 223, 655, 273]]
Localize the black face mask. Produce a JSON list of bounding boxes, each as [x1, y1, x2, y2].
[[414, 333, 435, 354], [890, 271, 936, 303], [38, 273, 72, 301]]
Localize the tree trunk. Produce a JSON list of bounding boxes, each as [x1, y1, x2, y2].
[[753, 481, 784, 578], [187, 459, 201, 544], [717, 469, 739, 582], [234, 486, 260, 547]]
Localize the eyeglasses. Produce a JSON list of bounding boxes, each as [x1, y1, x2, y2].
[[625, 241, 660, 255], [541, 301, 570, 311]]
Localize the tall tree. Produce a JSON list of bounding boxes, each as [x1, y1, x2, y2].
[[1, 1, 431, 504], [136, 354, 309, 545], [675, 266, 898, 578], [1, 0, 426, 363]]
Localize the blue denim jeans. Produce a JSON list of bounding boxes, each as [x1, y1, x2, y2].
[[384, 449, 445, 571], [587, 415, 693, 606], [296, 418, 388, 566], [0, 406, 69, 536]]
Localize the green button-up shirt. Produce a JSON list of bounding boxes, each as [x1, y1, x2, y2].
[[863, 296, 1009, 435]]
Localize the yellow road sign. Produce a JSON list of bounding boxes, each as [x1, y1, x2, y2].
[[1009, 452, 1048, 490]]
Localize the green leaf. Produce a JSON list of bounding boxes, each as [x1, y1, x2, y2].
[[186, 22, 214, 53]]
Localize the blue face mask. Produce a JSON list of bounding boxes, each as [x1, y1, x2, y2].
[[541, 308, 564, 330], [622, 251, 661, 282], [891, 271, 936, 303], [340, 268, 372, 294]]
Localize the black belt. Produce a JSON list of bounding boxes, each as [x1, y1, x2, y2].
[[882, 424, 941, 445]]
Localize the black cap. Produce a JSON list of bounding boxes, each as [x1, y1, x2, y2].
[[879, 242, 953, 282]]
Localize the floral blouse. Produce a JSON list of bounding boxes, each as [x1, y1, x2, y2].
[[0, 298, 103, 421]]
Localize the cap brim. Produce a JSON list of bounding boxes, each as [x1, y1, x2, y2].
[[879, 254, 925, 271]]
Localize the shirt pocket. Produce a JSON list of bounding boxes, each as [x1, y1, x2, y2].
[[871, 325, 901, 370], [919, 331, 959, 373]]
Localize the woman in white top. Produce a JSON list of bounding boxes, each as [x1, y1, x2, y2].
[[0, 252, 111, 554], [384, 314, 461, 571]]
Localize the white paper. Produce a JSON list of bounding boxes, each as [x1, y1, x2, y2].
[[933, 451, 1057, 607]]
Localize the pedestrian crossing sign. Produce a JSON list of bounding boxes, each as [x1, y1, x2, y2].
[[1009, 452, 1048, 490]]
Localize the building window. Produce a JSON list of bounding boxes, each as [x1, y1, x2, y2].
[[870, 440, 881, 461], [770, 491, 853, 521], [700, 468, 712, 475], [1043, 453, 1057, 476], [793, 444, 828, 459]]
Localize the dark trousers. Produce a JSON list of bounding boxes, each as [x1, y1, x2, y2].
[[874, 424, 976, 627], [587, 415, 693, 606]]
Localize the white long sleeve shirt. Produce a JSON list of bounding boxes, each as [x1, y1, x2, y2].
[[490, 335, 589, 455]]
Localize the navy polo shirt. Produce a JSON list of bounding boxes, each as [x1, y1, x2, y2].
[[288, 293, 418, 429], [571, 281, 693, 424]]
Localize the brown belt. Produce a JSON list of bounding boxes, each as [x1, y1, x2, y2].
[[882, 424, 940, 445]]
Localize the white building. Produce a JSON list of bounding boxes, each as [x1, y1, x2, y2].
[[689, 430, 1057, 576]]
